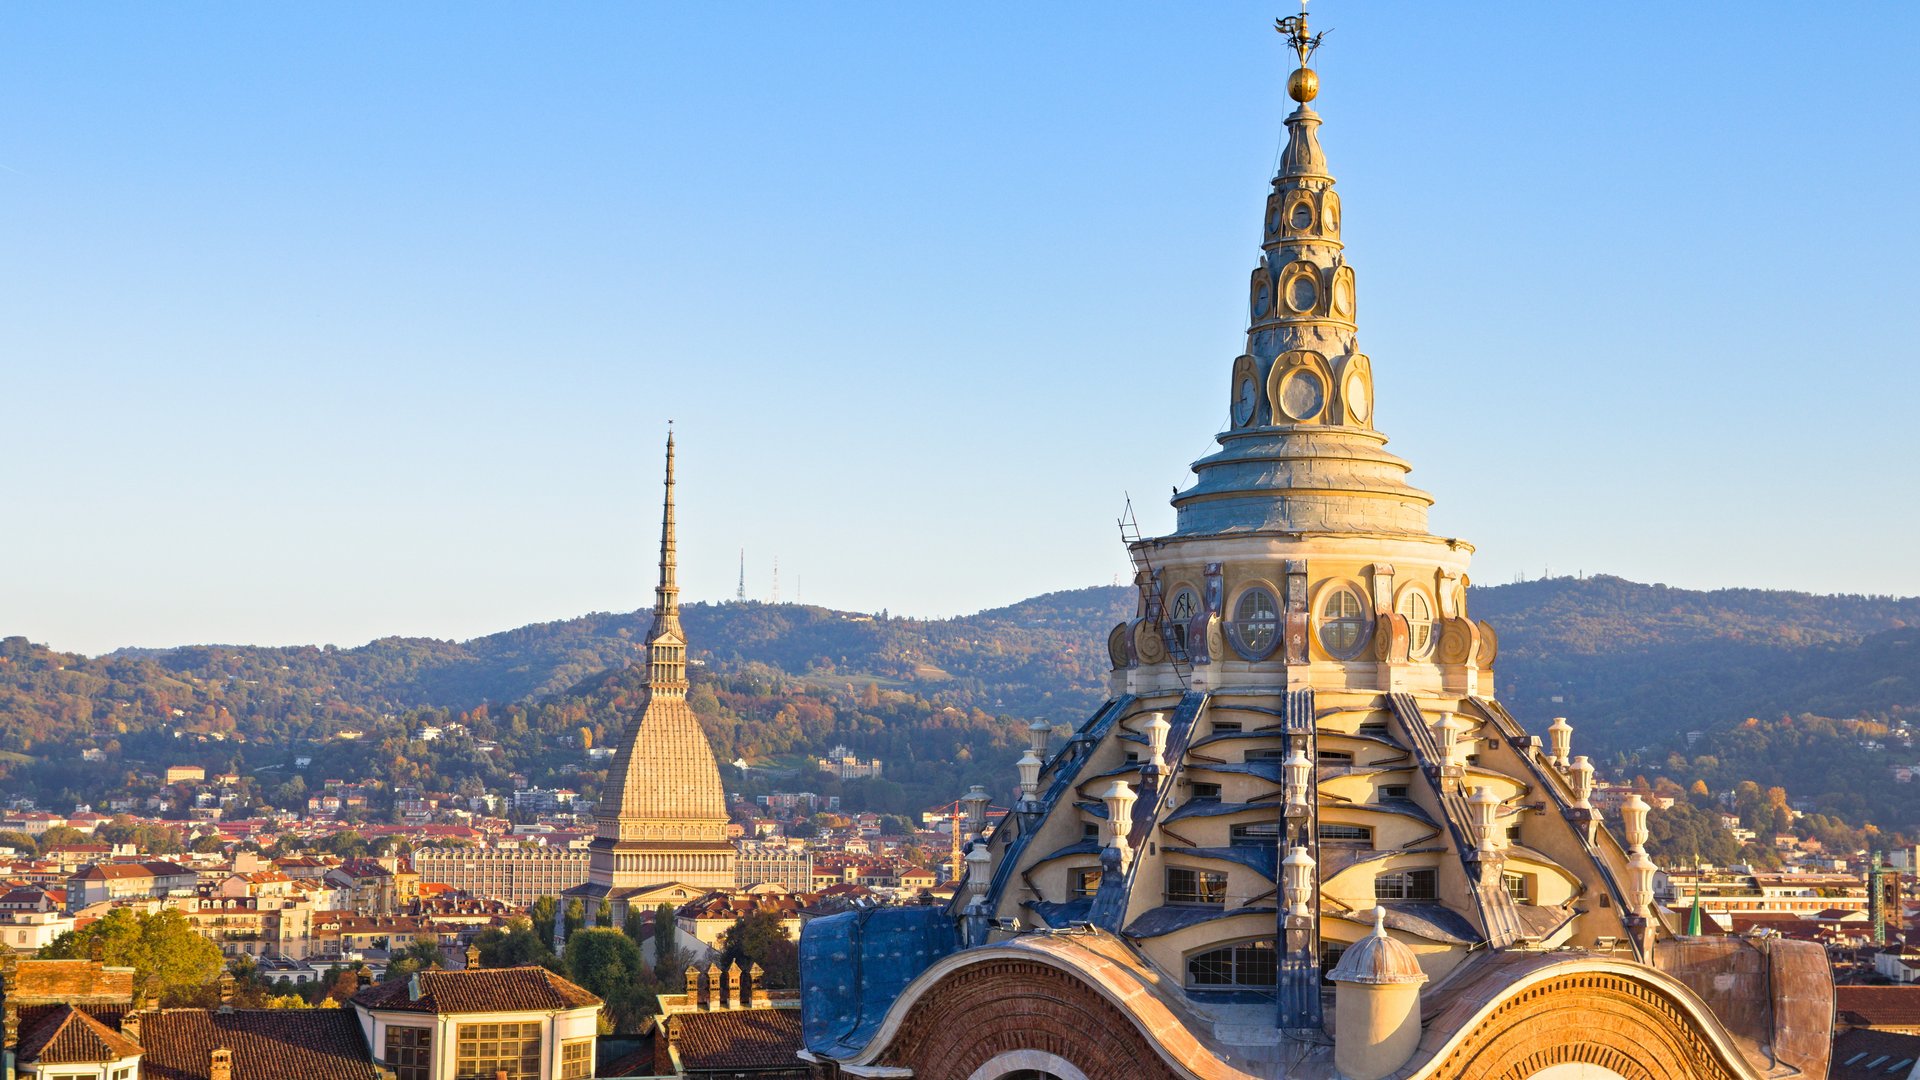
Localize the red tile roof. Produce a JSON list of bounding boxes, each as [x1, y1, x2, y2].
[[136, 1009, 377, 1080], [1838, 985, 1920, 1029], [669, 1007, 804, 1071], [350, 966, 600, 1015], [15, 1005, 142, 1065]]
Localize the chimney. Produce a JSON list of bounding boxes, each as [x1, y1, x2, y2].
[[209, 1047, 233, 1080], [706, 963, 724, 1008], [465, 942, 481, 970], [217, 970, 235, 1008], [748, 963, 766, 1007], [120, 1009, 142, 1044], [684, 965, 703, 1009], [726, 962, 742, 1009]]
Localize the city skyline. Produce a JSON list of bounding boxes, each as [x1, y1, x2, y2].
[[6, 2, 1917, 655]]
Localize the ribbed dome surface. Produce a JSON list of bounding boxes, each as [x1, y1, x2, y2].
[[1328, 908, 1428, 986]]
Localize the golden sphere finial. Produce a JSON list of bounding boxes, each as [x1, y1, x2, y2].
[[1288, 67, 1319, 103]]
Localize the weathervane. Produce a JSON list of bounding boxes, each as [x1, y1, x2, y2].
[[1275, 2, 1330, 103], [1275, 3, 1329, 69]]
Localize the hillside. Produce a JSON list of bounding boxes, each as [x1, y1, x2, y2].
[[3, 575, 1918, 827]]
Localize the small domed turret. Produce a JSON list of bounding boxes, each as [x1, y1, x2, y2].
[[1331, 908, 1428, 1080]]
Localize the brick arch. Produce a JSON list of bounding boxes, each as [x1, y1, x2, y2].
[[1432, 971, 1745, 1080], [875, 958, 1184, 1080]]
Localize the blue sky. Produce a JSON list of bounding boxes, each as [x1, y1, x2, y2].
[[4, 3, 1917, 655]]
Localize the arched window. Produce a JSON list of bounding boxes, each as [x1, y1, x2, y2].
[[1231, 587, 1280, 658], [1317, 585, 1370, 659], [1396, 588, 1435, 659], [1165, 587, 1199, 660], [1186, 939, 1278, 987]]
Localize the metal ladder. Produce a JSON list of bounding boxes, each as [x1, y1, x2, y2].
[[1118, 495, 1191, 687]]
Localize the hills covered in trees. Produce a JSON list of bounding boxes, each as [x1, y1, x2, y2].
[[1, 575, 1916, 830]]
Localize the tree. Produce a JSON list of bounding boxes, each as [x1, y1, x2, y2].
[[562, 929, 650, 1032], [38, 909, 221, 1003], [382, 937, 445, 983], [652, 903, 677, 970], [472, 921, 559, 972], [718, 910, 799, 989]]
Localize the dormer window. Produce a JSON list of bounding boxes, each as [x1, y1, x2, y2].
[[1212, 721, 1242, 734], [1375, 868, 1438, 902], [1189, 782, 1222, 803], [1379, 785, 1410, 801], [1167, 867, 1228, 905]]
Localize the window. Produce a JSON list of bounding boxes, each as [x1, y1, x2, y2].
[[1379, 784, 1410, 800], [1502, 872, 1531, 904], [1317, 823, 1373, 844], [1317, 749, 1354, 764], [1189, 782, 1222, 803], [1167, 867, 1228, 905], [1186, 939, 1277, 987], [1082, 820, 1102, 841], [1320, 940, 1347, 983], [386, 1025, 432, 1080], [1375, 868, 1438, 901], [113, 1070, 133, 1080], [561, 1038, 594, 1080], [1232, 588, 1280, 658], [1166, 588, 1199, 660], [1396, 588, 1435, 659], [456, 1021, 542, 1080], [1073, 868, 1103, 898], [1229, 822, 1280, 848], [1212, 721, 1242, 734], [1244, 747, 1289, 762], [1317, 586, 1370, 659]]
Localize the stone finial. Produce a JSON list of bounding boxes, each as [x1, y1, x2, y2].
[[1016, 751, 1043, 803], [1568, 756, 1595, 809], [1547, 717, 1573, 769], [1143, 712, 1170, 770], [1027, 718, 1053, 756]]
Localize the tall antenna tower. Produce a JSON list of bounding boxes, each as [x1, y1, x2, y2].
[[771, 556, 780, 604], [737, 549, 746, 602]]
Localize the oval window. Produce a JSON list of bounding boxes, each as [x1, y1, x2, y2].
[[1317, 585, 1370, 659], [1231, 588, 1280, 658], [1396, 589, 1435, 659]]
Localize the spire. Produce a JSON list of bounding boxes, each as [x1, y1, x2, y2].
[[1167, 10, 1434, 540], [643, 427, 686, 694]]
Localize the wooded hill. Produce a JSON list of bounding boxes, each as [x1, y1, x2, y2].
[[2, 575, 1915, 827]]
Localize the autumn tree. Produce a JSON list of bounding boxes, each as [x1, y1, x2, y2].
[[39, 909, 222, 1003]]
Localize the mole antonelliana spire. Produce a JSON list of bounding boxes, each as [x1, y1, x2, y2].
[[561, 428, 733, 949], [644, 426, 686, 694]]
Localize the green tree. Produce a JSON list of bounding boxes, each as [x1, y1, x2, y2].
[[382, 937, 445, 983], [718, 910, 798, 989], [652, 903, 676, 970], [562, 928, 650, 1032], [38, 909, 221, 1003], [472, 921, 559, 972]]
